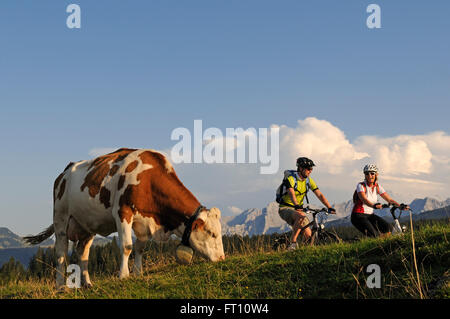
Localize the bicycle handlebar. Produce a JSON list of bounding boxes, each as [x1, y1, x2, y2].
[[303, 206, 329, 214], [374, 203, 412, 220], [376, 203, 410, 211]]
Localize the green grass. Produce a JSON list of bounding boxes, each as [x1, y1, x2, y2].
[[1, 221, 449, 299]]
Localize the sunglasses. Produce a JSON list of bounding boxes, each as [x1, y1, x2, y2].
[[365, 172, 376, 176]]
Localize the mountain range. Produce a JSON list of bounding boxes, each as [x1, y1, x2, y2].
[[0, 228, 112, 268], [221, 202, 291, 236], [0, 227, 54, 268], [0, 227, 54, 249], [222, 197, 450, 235]]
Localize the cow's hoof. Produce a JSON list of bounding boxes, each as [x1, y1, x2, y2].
[[82, 282, 93, 289], [56, 286, 69, 294]]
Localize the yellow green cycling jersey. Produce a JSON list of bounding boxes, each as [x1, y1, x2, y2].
[[280, 175, 318, 207]]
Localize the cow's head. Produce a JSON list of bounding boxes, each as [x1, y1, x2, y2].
[[189, 207, 225, 262]]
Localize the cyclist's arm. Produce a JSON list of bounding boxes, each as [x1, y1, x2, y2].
[[380, 192, 400, 207], [285, 176, 303, 210], [287, 188, 306, 215], [287, 188, 300, 207], [357, 191, 379, 208], [312, 189, 333, 210]]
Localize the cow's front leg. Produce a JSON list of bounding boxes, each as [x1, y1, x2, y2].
[[117, 209, 134, 279]]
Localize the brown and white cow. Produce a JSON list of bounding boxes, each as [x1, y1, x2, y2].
[[24, 148, 225, 289]]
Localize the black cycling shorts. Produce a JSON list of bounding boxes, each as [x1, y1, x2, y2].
[[351, 213, 392, 237]]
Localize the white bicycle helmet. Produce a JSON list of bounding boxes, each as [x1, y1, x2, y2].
[[363, 164, 378, 173]]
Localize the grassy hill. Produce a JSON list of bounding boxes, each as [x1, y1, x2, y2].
[[0, 221, 448, 299]]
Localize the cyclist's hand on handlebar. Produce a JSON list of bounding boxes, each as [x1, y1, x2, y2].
[[327, 207, 336, 214], [399, 203, 410, 210], [373, 203, 382, 209]]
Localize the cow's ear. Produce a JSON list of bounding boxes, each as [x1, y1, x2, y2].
[[192, 219, 205, 231], [209, 207, 221, 219]]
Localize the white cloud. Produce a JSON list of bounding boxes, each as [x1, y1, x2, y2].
[[278, 117, 369, 174], [382, 175, 443, 186], [354, 135, 433, 176], [164, 118, 450, 212], [351, 131, 450, 203]]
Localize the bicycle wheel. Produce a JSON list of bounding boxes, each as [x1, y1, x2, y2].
[[317, 230, 342, 245], [272, 233, 290, 251], [304, 231, 318, 246]]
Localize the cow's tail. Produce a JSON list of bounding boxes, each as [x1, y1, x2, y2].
[[23, 224, 55, 246]]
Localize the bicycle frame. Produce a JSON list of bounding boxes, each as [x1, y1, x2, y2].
[[298, 206, 333, 245], [381, 203, 410, 234]]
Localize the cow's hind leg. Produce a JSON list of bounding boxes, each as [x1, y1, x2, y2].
[[68, 216, 95, 287], [54, 214, 70, 291], [76, 234, 95, 288], [133, 238, 147, 276]]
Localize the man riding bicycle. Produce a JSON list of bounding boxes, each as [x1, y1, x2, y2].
[[278, 157, 336, 250]]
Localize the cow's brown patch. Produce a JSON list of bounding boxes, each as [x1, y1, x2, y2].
[[118, 150, 200, 230], [99, 186, 111, 208], [87, 148, 133, 171], [109, 165, 120, 176], [118, 175, 126, 191], [54, 162, 75, 203], [125, 160, 138, 173], [64, 162, 75, 172], [54, 173, 64, 199], [57, 179, 66, 201], [81, 148, 136, 198], [192, 219, 205, 231], [117, 205, 134, 224]]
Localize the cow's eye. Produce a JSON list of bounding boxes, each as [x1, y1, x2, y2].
[[206, 229, 217, 238]]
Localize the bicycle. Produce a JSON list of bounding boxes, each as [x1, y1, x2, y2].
[[378, 203, 411, 234], [298, 206, 342, 245]]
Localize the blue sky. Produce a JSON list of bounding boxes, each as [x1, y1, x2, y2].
[[1, 1, 449, 235]]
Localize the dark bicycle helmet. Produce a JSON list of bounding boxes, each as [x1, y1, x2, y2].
[[296, 157, 315, 168]]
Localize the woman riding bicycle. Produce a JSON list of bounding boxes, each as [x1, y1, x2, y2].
[[351, 164, 408, 237]]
